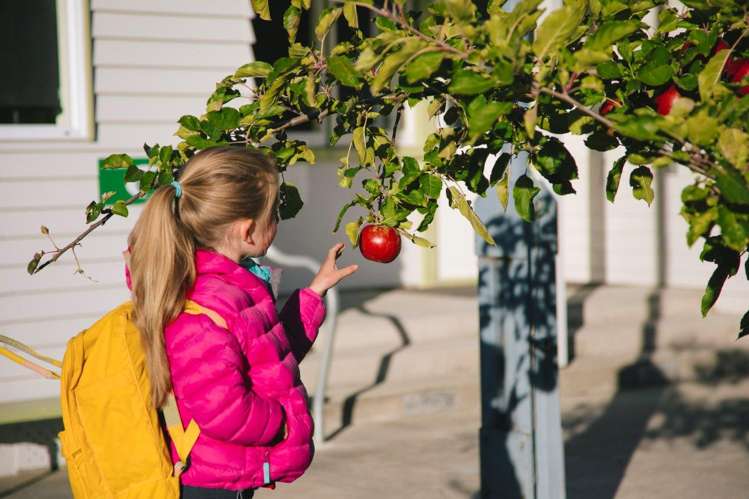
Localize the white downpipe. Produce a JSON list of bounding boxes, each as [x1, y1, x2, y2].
[[264, 246, 339, 444]]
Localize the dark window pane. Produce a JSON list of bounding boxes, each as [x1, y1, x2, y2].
[[252, 3, 313, 131], [0, 0, 61, 124]]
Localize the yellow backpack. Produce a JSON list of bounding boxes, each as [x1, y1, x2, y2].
[[0, 299, 226, 498]]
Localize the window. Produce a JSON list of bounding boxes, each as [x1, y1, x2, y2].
[[252, 1, 378, 147], [0, 0, 93, 140]]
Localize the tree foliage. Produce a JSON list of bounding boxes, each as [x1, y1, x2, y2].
[[32, 0, 749, 336]]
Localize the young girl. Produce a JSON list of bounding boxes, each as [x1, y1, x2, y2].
[[125, 146, 358, 498]]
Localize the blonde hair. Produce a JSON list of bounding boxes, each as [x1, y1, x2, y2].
[[127, 146, 279, 408]]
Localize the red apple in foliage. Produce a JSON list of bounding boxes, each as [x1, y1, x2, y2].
[[600, 99, 619, 115], [654, 85, 681, 115], [730, 59, 749, 96], [359, 225, 401, 263]]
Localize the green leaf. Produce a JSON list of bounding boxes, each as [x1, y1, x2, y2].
[[27, 252, 42, 275], [685, 110, 719, 146], [467, 96, 511, 139], [124, 164, 143, 182], [404, 51, 444, 84], [235, 61, 273, 78], [685, 207, 717, 246], [111, 200, 129, 217], [283, 5, 301, 43], [638, 63, 673, 87], [698, 49, 731, 102], [718, 128, 749, 169], [524, 106, 537, 139], [532, 3, 586, 60], [701, 265, 730, 317], [343, 3, 358, 28], [629, 165, 654, 206], [615, 115, 661, 142], [333, 200, 356, 232], [399, 157, 421, 188], [327, 55, 362, 89], [717, 206, 749, 252], [345, 220, 361, 246], [447, 186, 496, 245], [716, 167, 749, 206], [206, 107, 240, 131], [353, 127, 367, 164], [490, 153, 511, 185], [419, 173, 443, 198], [513, 174, 540, 222], [251, 0, 271, 21], [371, 39, 424, 95], [280, 182, 304, 220], [315, 7, 342, 40], [178, 115, 201, 131], [85, 201, 102, 224], [101, 153, 134, 169], [448, 69, 495, 96], [533, 136, 579, 189], [585, 20, 641, 51], [401, 231, 435, 248], [496, 169, 510, 210], [739, 311, 749, 340]]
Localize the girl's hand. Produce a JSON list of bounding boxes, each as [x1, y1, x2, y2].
[[309, 243, 359, 297]]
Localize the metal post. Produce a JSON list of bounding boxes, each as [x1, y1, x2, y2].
[[475, 154, 566, 499]]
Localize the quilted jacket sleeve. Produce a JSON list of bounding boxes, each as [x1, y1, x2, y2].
[[278, 288, 326, 363], [167, 316, 285, 446]]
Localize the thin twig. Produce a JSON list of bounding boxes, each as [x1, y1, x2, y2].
[[33, 191, 146, 274]]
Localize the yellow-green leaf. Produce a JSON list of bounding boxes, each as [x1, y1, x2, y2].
[[698, 49, 731, 102], [353, 127, 366, 163], [315, 7, 342, 41], [343, 3, 358, 28], [496, 168, 509, 210], [251, 0, 271, 21], [345, 220, 361, 246], [718, 128, 749, 169], [448, 186, 496, 245]]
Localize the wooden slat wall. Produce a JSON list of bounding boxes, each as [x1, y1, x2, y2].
[[0, 0, 252, 402]]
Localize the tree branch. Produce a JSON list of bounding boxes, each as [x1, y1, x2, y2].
[[33, 191, 146, 274]]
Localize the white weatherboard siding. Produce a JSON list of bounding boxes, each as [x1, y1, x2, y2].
[[0, 0, 254, 403]]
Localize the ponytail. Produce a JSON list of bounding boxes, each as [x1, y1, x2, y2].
[[127, 147, 278, 408], [128, 185, 195, 408]]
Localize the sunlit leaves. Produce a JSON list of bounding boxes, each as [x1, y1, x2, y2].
[[513, 174, 539, 222], [629, 166, 655, 206]]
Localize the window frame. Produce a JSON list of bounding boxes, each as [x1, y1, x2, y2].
[[0, 0, 93, 141]]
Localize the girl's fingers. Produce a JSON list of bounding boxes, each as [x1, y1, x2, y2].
[[336, 264, 359, 279]]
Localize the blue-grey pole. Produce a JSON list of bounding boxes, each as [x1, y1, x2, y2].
[[475, 153, 566, 499]]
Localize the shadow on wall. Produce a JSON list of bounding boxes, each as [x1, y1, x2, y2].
[[473, 181, 561, 498], [269, 162, 404, 294]]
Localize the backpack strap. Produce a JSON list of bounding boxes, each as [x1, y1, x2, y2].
[[0, 334, 62, 379], [184, 300, 228, 329], [162, 299, 228, 476]]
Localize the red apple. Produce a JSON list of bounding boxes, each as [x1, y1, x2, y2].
[[730, 59, 749, 95], [654, 85, 681, 115], [359, 224, 401, 263], [600, 99, 619, 115]]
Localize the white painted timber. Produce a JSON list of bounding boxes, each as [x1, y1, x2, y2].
[[95, 95, 208, 123], [602, 148, 658, 286], [94, 39, 252, 69], [92, 12, 254, 43], [95, 67, 229, 95], [91, 0, 252, 17]]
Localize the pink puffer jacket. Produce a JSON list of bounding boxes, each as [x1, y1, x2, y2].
[[159, 248, 325, 490]]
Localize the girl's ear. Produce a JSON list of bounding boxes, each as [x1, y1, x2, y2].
[[238, 218, 257, 245]]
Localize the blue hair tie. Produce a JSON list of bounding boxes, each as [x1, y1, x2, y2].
[[171, 180, 182, 199]]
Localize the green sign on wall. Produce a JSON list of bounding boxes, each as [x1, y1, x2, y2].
[[97, 157, 150, 205]]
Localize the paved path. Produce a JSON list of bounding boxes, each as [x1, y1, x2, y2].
[[3, 379, 749, 498]]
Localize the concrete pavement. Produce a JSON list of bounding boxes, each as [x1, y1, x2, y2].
[[2, 284, 748, 498]]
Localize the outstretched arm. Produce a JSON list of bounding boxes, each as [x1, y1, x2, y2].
[[279, 243, 358, 363]]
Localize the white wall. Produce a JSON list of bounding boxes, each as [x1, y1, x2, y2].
[[0, 0, 255, 403]]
